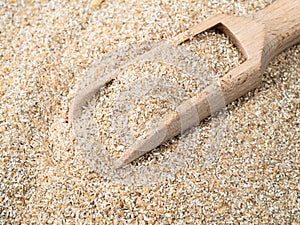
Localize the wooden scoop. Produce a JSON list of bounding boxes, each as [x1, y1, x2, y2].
[[114, 0, 300, 168], [69, 0, 300, 168]]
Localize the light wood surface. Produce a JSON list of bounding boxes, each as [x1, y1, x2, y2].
[[115, 0, 300, 168]]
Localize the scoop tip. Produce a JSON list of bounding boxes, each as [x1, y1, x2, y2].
[[113, 159, 127, 170]]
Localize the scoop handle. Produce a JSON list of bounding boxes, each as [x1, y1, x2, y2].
[[254, 0, 300, 67]]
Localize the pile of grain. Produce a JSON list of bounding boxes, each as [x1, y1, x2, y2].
[[1, 0, 299, 224]]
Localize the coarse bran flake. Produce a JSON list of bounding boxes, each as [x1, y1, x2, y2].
[[0, 0, 299, 224]]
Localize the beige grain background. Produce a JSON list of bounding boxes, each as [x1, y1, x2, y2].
[[0, 0, 299, 224]]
